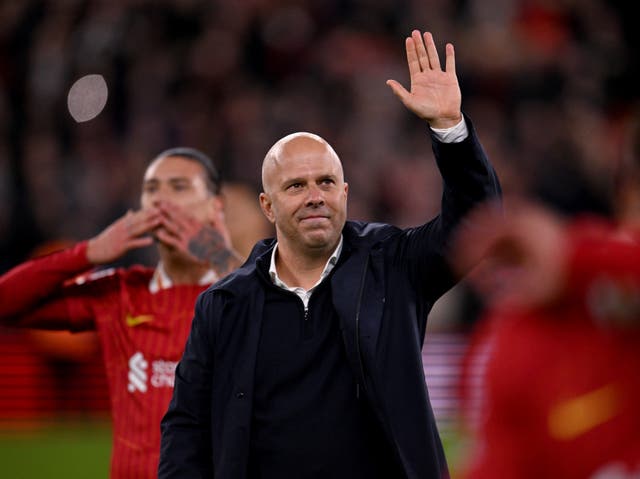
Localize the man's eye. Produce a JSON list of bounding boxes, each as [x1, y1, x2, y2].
[[288, 183, 302, 190], [319, 179, 335, 188]]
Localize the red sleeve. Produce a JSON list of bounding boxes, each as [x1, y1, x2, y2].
[[0, 241, 96, 330]]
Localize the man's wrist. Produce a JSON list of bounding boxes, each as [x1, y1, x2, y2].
[[430, 117, 468, 143]]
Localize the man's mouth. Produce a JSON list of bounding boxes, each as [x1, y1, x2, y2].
[[300, 215, 328, 223]]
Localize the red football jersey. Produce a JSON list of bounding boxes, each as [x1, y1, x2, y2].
[[459, 222, 640, 479], [0, 242, 210, 478]]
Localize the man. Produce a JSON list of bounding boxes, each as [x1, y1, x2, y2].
[[0, 147, 242, 478], [159, 30, 501, 478], [453, 199, 640, 479]]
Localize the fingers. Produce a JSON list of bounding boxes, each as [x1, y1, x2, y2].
[[153, 228, 181, 250], [153, 202, 214, 262], [156, 201, 201, 239], [452, 198, 569, 308], [411, 30, 429, 72], [444, 43, 455, 75], [88, 209, 158, 264], [385, 79, 410, 104], [407, 30, 442, 73], [126, 236, 155, 250], [157, 204, 186, 238], [124, 208, 161, 238], [405, 36, 421, 78], [422, 31, 441, 70]]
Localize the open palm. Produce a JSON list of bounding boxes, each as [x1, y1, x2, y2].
[[387, 31, 461, 128]]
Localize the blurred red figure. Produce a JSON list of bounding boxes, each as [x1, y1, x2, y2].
[[453, 200, 640, 479], [0, 148, 242, 479]]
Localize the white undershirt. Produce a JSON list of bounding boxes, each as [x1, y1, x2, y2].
[[269, 236, 343, 309], [430, 117, 468, 143], [149, 262, 219, 293]]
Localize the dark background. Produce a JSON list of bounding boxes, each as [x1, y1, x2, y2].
[[1, 0, 637, 272]]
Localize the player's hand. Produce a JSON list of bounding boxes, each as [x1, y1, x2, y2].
[[450, 197, 569, 309], [386, 30, 462, 129], [86, 208, 161, 264], [154, 201, 241, 275]]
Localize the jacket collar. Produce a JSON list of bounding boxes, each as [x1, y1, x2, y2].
[[210, 220, 395, 297]]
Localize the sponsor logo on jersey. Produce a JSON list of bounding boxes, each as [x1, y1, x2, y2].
[[127, 351, 178, 393], [125, 313, 154, 327], [548, 383, 619, 440], [73, 267, 116, 285]]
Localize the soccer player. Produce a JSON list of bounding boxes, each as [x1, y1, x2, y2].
[[452, 200, 640, 478], [0, 147, 243, 478]]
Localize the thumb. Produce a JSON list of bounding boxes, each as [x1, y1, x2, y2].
[[386, 79, 410, 105]]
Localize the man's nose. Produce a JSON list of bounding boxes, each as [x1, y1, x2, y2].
[[150, 194, 162, 208], [149, 186, 169, 207], [305, 185, 325, 206]]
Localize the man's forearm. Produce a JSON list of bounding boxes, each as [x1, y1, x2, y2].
[[0, 242, 92, 319]]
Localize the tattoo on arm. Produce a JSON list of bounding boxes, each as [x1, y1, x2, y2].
[[188, 227, 235, 276]]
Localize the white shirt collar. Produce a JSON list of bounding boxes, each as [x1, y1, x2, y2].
[[149, 262, 219, 293], [268, 236, 343, 308]]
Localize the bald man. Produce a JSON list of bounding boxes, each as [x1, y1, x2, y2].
[[159, 30, 501, 479], [258, 132, 348, 288]]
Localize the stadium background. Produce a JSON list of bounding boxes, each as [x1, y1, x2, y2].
[[0, 1, 636, 477]]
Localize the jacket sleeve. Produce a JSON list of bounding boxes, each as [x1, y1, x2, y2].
[[399, 114, 502, 300], [159, 290, 216, 478], [0, 242, 96, 330], [432, 114, 502, 240]]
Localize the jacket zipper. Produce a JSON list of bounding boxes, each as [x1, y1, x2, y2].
[[354, 255, 369, 399]]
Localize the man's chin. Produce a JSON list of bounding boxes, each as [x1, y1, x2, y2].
[[302, 233, 339, 252]]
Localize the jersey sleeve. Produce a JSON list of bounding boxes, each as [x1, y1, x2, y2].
[[0, 241, 98, 331]]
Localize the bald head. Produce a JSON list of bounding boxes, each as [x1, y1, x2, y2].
[[262, 132, 343, 194], [258, 131, 349, 259]]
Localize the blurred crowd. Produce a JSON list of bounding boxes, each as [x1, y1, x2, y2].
[[0, 0, 637, 274]]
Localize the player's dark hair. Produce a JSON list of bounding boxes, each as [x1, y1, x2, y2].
[[153, 147, 222, 195]]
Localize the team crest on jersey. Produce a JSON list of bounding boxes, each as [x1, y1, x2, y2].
[[127, 351, 178, 393]]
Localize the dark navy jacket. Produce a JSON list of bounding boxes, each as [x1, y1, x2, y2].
[[159, 118, 501, 478]]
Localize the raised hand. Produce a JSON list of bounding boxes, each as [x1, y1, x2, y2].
[[86, 208, 161, 264], [154, 201, 241, 276], [386, 30, 462, 129], [450, 198, 568, 309]]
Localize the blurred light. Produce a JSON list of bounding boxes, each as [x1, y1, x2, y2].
[[67, 74, 108, 123]]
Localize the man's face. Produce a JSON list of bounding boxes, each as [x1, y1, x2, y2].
[[260, 135, 348, 256], [141, 155, 216, 226]]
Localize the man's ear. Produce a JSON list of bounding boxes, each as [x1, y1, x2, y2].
[[259, 192, 275, 224]]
